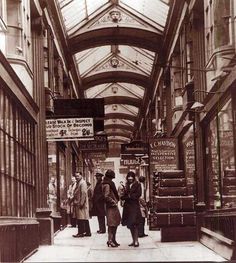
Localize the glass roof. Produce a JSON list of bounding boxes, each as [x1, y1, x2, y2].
[[56, 0, 171, 148], [57, 0, 170, 32], [58, 0, 109, 31], [75, 45, 155, 76], [120, 0, 169, 27], [85, 83, 144, 99]]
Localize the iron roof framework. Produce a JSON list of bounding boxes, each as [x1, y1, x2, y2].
[[56, 0, 171, 150]]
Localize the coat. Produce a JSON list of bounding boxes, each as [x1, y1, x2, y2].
[[121, 180, 142, 229], [91, 181, 106, 217], [102, 178, 121, 227], [73, 178, 89, 220], [66, 182, 77, 214], [87, 185, 93, 217]]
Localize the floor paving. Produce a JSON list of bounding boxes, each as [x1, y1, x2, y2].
[[25, 217, 226, 262]]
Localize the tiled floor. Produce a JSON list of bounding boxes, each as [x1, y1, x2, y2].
[[25, 217, 226, 262]]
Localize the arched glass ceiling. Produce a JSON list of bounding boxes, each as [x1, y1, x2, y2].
[[58, 0, 109, 31], [75, 45, 155, 76], [57, 0, 170, 33], [85, 83, 144, 99], [104, 119, 134, 126], [120, 0, 169, 27], [105, 104, 139, 115]]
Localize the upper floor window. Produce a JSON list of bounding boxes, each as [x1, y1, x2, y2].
[[204, 0, 231, 60], [6, 0, 32, 67]]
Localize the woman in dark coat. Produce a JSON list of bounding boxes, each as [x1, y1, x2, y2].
[[121, 171, 142, 247], [92, 172, 106, 233], [102, 169, 121, 247]]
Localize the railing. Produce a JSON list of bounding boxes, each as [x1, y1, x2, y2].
[[203, 209, 236, 241]]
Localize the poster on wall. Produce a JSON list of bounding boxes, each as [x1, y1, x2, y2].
[[149, 138, 179, 171], [46, 118, 94, 141]]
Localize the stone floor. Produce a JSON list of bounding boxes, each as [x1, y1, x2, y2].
[[25, 217, 226, 262]]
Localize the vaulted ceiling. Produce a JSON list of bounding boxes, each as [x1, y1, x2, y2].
[[55, 0, 171, 153]]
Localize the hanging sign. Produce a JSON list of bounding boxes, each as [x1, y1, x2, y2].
[[79, 135, 108, 152], [46, 118, 94, 141]]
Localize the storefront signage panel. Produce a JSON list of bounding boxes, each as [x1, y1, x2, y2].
[[79, 135, 108, 152], [121, 140, 148, 155], [149, 138, 178, 171], [46, 118, 94, 141]]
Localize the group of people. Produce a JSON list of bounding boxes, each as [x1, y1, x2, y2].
[[66, 169, 148, 248]]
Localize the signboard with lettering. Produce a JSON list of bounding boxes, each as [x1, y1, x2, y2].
[[46, 118, 94, 141], [121, 140, 148, 155], [149, 138, 178, 171], [87, 152, 107, 160], [79, 135, 108, 152], [53, 98, 104, 132]]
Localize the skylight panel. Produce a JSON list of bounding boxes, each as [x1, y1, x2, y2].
[[76, 46, 111, 75], [86, 0, 108, 16], [120, 0, 169, 27]]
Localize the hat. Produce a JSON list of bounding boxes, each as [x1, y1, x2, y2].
[[95, 172, 104, 177], [139, 176, 145, 182], [105, 169, 115, 179]]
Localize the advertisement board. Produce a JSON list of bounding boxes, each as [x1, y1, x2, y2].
[[149, 138, 179, 171], [79, 135, 108, 152], [46, 118, 94, 141]]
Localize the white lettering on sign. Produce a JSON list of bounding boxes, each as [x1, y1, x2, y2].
[[46, 118, 94, 141]]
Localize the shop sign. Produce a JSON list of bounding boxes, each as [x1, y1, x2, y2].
[[120, 155, 142, 166], [149, 138, 178, 170], [79, 135, 108, 152], [46, 118, 94, 141], [87, 152, 107, 160], [121, 140, 148, 155]]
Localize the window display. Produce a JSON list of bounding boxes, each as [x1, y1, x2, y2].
[[206, 99, 235, 209]]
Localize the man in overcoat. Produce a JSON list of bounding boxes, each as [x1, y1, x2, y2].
[[72, 172, 90, 238], [92, 172, 106, 233]]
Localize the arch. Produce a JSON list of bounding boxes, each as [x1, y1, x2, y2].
[[105, 124, 134, 132], [82, 71, 151, 89], [69, 27, 162, 53], [106, 131, 131, 138], [108, 138, 130, 143], [104, 96, 141, 108], [104, 113, 137, 122]]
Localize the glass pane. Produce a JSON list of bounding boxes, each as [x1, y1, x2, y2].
[[218, 100, 236, 208], [207, 116, 220, 209], [182, 126, 195, 195], [214, 0, 230, 48], [120, 0, 169, 27]]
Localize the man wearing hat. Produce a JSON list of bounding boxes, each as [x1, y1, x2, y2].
[[91, 172, 106, 233]]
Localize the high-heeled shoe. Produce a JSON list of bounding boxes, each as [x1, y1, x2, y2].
[[113, 240, 120, 246], [107, 241, 118, 247], [134, 242, 139, 247]]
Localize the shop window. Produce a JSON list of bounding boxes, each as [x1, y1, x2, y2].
[[0, 86, 36, 217], [182, 126, 195, 196], [59, 149, 67, 210], [206, 99, 235, 209]]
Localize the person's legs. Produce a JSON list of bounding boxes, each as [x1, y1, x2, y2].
[[85, 220, 91, 236], [133, 225, 139, 246], [138, 217, 145, 237], [70, 214, 77, 227], [97, 216, 106, 233], [128, 226, 135, 246], [107, 226, 117, 247], [112, 226, 120, 246], [77, 219, 86, 236]]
